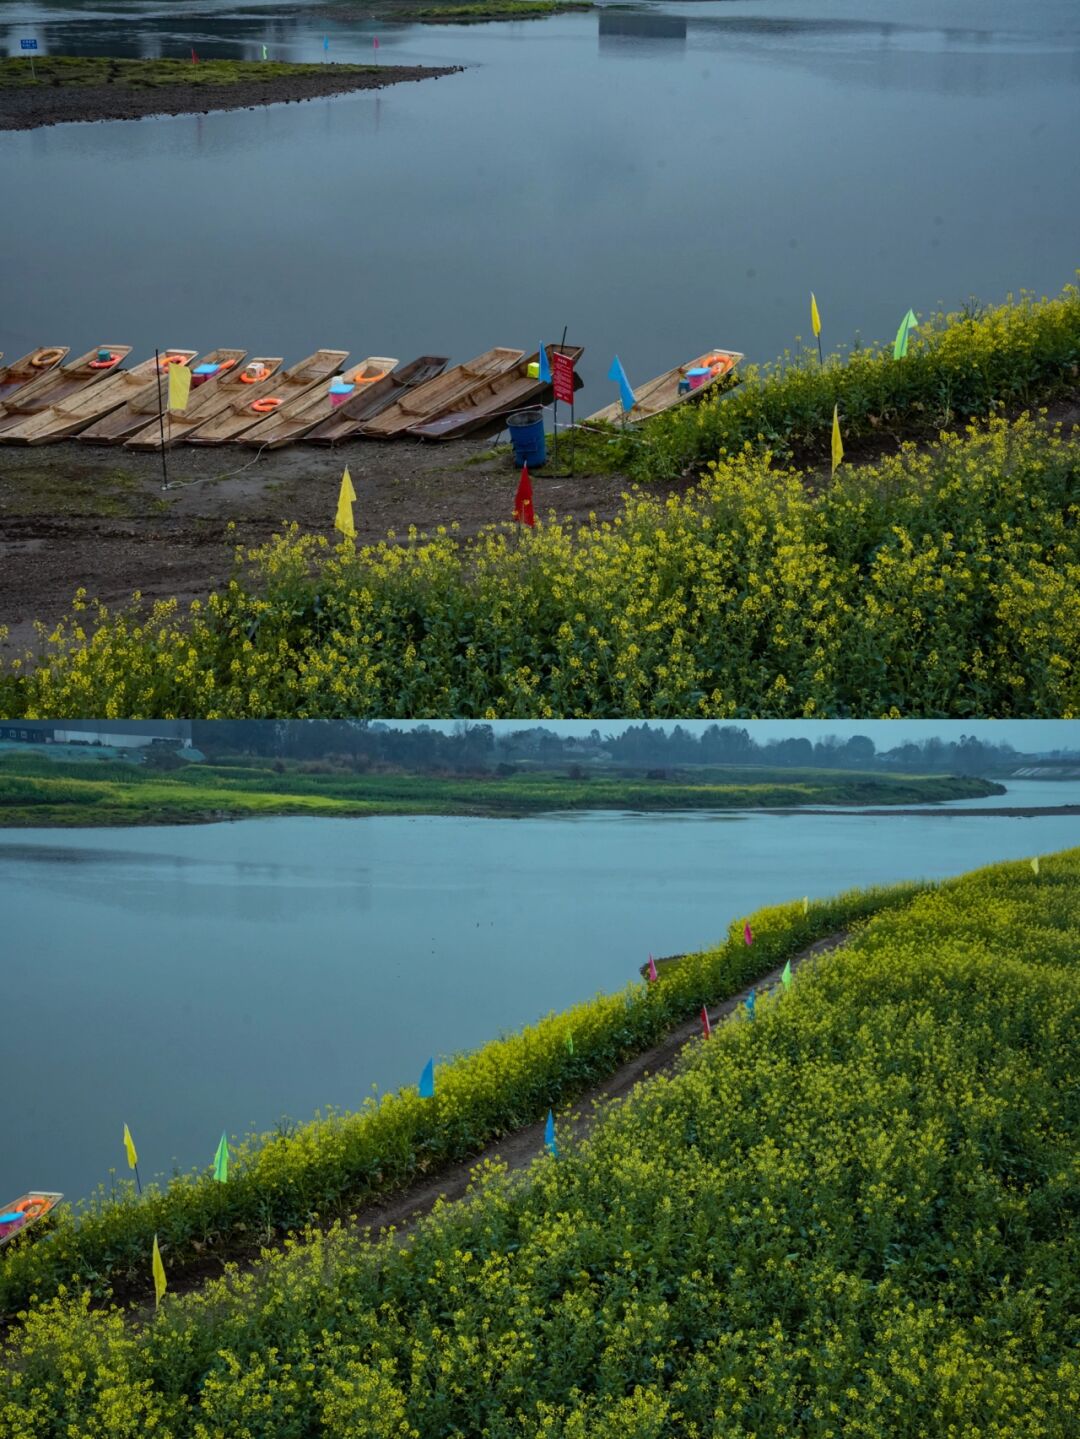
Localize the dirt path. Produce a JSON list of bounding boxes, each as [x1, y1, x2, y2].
[[0, 65, 462, 132], [112, 930, 849, 1319]]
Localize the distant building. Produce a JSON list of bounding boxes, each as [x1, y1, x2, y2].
[[0, 720, 192, 749]]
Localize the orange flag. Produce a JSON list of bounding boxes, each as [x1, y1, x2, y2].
[[513, 463, 535, 527]]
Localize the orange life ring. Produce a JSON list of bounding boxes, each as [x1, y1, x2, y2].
[[90, 354, 119, 370], [32, 348, 65, 368], [158, 354, 188, 372], [251, 396, 282, 413], [240, 367, 268, 384]]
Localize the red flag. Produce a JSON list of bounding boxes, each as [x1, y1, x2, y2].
[[701, 1005, 712, 1038], [191, 47, 199, 63], [373, 36, 380, 49], [513, 463, 535, 526], [743, 922, 753, 946], [647, 954, 658, 983]]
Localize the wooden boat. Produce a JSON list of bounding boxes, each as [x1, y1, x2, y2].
[[123, 356, 282, 451], [583, 349, 744, 425], [304, 356, 449, 445], [0, 345, 132, 438], [360, 348, 524, 439], [185, 349, 349, 446], [1, 350, 199, 445], [407, 343, 584, 441], [234, 356, 398, 450], [0, 1193, 63, 1248], [79, 349, 247, 445], [0, 347, 70, 400]]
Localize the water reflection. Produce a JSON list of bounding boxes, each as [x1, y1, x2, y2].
[[598, 10, 687, 57]]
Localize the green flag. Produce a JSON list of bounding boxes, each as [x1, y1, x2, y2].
[[893, 308, 918, 360], [213, 1131, 229, 1183], [566, 1031, 574, 1055], [781, 960, 792, 989]]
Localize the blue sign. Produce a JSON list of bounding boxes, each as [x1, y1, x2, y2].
[[21, 38, 38, 50]]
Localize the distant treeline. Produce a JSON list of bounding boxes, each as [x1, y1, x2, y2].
[[191, 722, 1066, 776]]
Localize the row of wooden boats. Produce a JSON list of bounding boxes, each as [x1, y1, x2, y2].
[[0, 343, 743, 450]]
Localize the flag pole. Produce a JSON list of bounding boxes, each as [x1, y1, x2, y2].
[[553, 323, 567, 474], [133, 1161, 142, 1196], [155, 349, 169, 491]]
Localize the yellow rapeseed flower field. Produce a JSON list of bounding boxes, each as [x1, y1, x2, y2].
[[3, 850, 1079, 1436]]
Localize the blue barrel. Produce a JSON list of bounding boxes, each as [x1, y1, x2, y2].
[[507, 407, 546, 467]]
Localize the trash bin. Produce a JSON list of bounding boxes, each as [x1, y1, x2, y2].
[[506, 407, 546, 467]]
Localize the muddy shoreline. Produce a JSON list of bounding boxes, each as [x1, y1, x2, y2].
[[0, 65, 462, 131], [0, 437, 657, 660]]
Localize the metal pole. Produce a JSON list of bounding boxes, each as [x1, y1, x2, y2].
[[155, 349, 169, 490]]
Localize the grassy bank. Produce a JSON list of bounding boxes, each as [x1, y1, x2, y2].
[[3, 850, 1076, 1436], [0, 753, 1001, 826], [3, 411, 1077, 717], [417, 1, 592, 19], [0, 882, 922, 1325], [582, 281, 1080, 482], [0, 56, 380, 90]]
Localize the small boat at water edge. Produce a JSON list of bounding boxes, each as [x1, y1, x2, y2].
[[304, 356, 450, 445], [185, 349, 349, 445], [407, 343, 585, 442], [582, 348, 744, 425], [0, 345, 132, 437], [123, 356, 283, 450], [79, 349, 247, 445], [0, 350, 199, 445], [234, 356, 398, 450], [0, 1193, 63, 1248], [360, 348, 524, 438], [0, 347, 69, 400]]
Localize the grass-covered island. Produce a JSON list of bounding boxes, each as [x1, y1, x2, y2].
[[0, 750, 1002, 826], [0, 55, 462, 131]]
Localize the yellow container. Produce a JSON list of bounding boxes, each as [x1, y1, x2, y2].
[[527, 361, 540, 379]]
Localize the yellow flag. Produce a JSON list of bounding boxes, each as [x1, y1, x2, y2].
[[168, 364, 192, 412], [123, 1123, 138, 1171], [335, 466, 357, 540], [152, 1233, 167, 1307], [810, 292, 821, 338], [1031, 856, 1040, 876], [802, 896, 809, 915], [831, 405, 844, 476]]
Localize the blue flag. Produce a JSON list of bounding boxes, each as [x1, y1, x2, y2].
[[419, 1058, 434, 1098], [745, 989, 756, 1021], [608, 355, 636, 413], [323, 35, 329, 51], [544, 1108, 558, 1156], [538, 345, 552, 384]]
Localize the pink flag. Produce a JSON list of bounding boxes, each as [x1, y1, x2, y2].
[[701, 1005, 712, 1038], [373, 36, 380, 49], [744, 922, 753, 946], [647, 954, 658, 983]]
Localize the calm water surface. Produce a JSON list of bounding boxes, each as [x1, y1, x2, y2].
[[2, 781, 1078, 1203], [1, 0, 1078, 409]]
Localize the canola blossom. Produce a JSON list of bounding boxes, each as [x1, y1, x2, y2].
[[0, 882, 914, 1322], [2, 850, 1078, 1437], [2, 413, 1078, 718]]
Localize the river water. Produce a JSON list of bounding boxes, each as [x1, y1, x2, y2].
[[2, 0, 1079, 411], [1, 779, 1078, 1204]]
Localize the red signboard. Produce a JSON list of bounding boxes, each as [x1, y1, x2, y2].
[[552, 350, 575, 405]]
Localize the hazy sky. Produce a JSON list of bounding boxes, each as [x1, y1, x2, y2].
[[381, 721, 1080, 752]]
